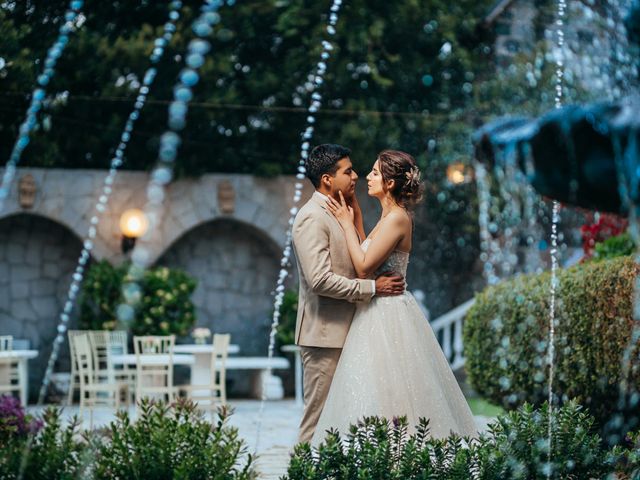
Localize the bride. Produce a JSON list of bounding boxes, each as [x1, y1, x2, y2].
[[312, 149, 477, 446]]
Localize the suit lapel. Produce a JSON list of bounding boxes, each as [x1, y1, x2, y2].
[[311, 192, 342, 228]]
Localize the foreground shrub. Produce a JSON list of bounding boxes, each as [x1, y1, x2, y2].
[[0, 407, 86, 480], [0, 398, 255, 479], [93, 398, 256, 480], [464, 255, 640, 433], [0, 395, 42, 442], [284, 401, 622, 479]]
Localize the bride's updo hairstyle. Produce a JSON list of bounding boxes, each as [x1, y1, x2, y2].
[[377, 149, 425, 210]]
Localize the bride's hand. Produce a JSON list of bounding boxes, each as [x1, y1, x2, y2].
[[326, 191, 354, 229]]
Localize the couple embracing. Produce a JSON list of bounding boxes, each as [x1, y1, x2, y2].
[[292, 144, 477, 446]]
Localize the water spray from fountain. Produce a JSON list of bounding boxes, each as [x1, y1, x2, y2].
[[0, 0, 84, 212], [545, 0, 567, 475]]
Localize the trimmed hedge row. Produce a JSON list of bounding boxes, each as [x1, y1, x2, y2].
[[464, 255, 640, 428]]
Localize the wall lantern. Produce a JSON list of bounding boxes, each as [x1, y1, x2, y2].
[[446, 162, 473, 185], [119, 208, 149, 254]]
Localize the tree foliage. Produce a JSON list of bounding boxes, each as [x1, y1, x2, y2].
[[0, 0, 496, 176]]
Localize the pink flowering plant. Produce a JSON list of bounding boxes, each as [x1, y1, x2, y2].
[[0, 395, 42, 442]]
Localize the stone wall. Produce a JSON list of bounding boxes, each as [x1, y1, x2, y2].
[[0, 214, 84, 391]]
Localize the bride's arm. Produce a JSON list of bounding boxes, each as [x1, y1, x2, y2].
[[327, 193, 408, 278]]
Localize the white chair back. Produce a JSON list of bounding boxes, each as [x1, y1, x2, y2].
[[133, 335, 175, 406], [212, 333, 230, 404], [66, 330, 89, 404], [88, 331, 117, 384], [72, 334, 96, 389], [0, 336, 13, 351], [109, 330, 128, 355], [0, 335, 20, 401]]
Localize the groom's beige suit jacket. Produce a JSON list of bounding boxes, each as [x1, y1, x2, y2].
[[292, 192, 375, 348]]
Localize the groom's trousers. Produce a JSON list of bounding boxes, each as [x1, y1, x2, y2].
[[298, 346, 342, 444]]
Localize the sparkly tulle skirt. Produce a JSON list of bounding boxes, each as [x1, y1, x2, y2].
[[311, 291, 478, 447]]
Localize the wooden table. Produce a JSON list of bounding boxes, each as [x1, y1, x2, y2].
[[0, 350, 38, 406]]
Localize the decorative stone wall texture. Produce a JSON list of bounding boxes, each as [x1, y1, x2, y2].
[[0, 214, 84, 392], [159, 220, 281, 352]]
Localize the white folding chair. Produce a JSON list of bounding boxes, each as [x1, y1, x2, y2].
[[133, 335, 175, 410], [108, 330, 136, 402], [72, 333, 129, 428], [179, 333, 230, 416], [67, 330, 89, 404], [0, 335, 20, 402], [0, 336, 13, 351]]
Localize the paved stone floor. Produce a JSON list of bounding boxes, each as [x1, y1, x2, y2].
[[28, 399, 493, 479]]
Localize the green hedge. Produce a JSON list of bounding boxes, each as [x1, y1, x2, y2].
[[464, 256, 640, 429]]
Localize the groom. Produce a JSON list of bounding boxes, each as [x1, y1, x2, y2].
[[292, 143, 405, 443]]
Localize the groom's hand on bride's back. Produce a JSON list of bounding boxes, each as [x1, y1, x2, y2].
[[375, 272, 405, 296]]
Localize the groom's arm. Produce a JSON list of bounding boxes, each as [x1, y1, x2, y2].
[[293, 213, 374, 303]]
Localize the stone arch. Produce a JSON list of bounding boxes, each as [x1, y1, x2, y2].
[[0, 213, 89, 399], [156, 218, 289, 353]]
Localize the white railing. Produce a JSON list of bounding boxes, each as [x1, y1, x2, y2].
[[429, 298, 475, 371]]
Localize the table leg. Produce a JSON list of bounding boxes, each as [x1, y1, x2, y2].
[[190, 353, 211, 397]]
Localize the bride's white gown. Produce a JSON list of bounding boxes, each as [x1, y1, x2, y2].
[[311, 240, 477, 446]]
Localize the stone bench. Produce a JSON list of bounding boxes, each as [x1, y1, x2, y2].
[[225, 356, 290, 399]]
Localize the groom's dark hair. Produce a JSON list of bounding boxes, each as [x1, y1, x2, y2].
[[305, 144, 351, 188]]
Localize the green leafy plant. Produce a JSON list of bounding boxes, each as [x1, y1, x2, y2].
[[464, 256, 640, 433], [593, 232, 636, 261], [482, 401, 613, 479], [284, 401, 622, 479], [131, 266, 197, 336], [275, 290, 298, 347], [0, 400, 257, 479], [0, 408, 87, 480], [285, 415, 477, 480], [93, 398, 256, 480], [79, 261, 197, 336], [79, 260, 129, 331]]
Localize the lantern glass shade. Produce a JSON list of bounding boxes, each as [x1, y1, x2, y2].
[[446, 163, 472, 185], [119, 209, 149, 238]]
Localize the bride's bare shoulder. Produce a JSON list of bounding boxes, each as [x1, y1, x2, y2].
[[384, 208, 412, 227]]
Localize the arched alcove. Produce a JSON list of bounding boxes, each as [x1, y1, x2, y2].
[[156, 218, 294, 395], [0, 213, 88, 399]]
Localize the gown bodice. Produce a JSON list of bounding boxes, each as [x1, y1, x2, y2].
[[361, 238, 410, 278]]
